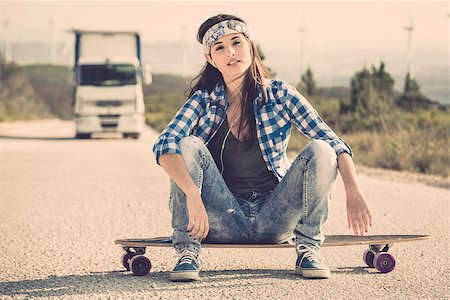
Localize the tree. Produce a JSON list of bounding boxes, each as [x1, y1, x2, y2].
[[0, 54, 52, 121], [301, 66, 317, 96], [396, 72, 434, 112], [347, 61, 395, 117], [403, 72, 420, 95]]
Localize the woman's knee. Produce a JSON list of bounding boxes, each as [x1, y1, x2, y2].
[[303, 140, 338, 184], [178, 135, 206, 164], [307, 140, 337, 166]]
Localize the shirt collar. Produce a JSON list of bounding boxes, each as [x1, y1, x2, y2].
[[209, 80, 265, 108], [209, 81, 225, 104]]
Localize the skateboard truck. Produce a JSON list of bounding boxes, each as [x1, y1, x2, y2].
[[120, 246, 151, 276], [364, 243, 395, 272]]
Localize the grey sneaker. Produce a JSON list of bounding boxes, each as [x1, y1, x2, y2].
[[295, 244, 330, 279], [170, 250, 202, 282]]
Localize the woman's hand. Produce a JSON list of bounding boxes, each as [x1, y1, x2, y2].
[[346, 186, 373, 237], [185, 189, 209, 241]]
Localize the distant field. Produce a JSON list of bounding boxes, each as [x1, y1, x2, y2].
[[144, 86, 449, 177], [7, 41, 450, 104], [2, 62, 448, 177]]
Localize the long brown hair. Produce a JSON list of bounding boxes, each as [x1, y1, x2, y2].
[[188, 14, 271, 144]]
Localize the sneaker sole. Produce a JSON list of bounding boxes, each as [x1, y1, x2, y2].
[[170, 270, 200, 282], [295, 267, 330, 279]]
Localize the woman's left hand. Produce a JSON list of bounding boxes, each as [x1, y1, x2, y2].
[[346, 186, 373, 237]]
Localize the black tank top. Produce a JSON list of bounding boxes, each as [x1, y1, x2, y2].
[[207, 116, 279, 194]]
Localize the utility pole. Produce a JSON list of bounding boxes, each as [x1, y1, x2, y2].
[[2, 20, 12, 63], [181, 25, 188, 78], [48, 18, 57, 65], [403, 16, 415, 79], [297, 17, 307, 79]]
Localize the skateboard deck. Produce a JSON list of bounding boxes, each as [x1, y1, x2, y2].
[[115, 234, 429, 276]]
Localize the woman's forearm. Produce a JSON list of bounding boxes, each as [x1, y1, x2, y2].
[[159, 153, 200, 197], [337, 152, 360, 192]]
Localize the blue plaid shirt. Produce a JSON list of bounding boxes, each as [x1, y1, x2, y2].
[[152, 79, 352, 181]]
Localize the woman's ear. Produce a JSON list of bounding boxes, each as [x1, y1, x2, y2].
[[204, 54, 217, 68]]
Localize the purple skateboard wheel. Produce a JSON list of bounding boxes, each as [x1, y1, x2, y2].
[[363, 249, 375, 268], [374, 253, 396, 273], [130, 255, 152, 276], [121, 253, 134, 271]]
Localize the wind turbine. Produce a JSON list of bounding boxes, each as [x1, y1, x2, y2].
[[48, 18, 57, 65], [297, 17, 308, 79], [403, 16, 415, 79], [2, 20, 12, 63], [180, 25, 188, 78]]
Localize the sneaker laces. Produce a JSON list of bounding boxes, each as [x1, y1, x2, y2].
[[296, 244, 322, 263], [177, 250, 202, 267]]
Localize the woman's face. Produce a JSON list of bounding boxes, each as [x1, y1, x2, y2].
[[205, 33, 252, 80]]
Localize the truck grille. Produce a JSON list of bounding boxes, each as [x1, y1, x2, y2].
[[96, 100, 122, 107], [98, 114, 119, 130], [101, 123, 118, 129], [98, 114, 120, 118]]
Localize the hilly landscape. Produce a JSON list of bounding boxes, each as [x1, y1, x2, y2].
[[1, 40, 448, 104]]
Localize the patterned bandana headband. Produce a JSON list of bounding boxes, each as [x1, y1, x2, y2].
[[202, 19, 252, 54]]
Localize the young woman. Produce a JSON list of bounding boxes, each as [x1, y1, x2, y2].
[[152, 14, 372, 281]]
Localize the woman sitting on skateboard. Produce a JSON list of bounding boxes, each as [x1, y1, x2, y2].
[[152, 14, 373, 281]]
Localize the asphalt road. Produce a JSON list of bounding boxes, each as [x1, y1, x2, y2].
[[0, 120, 448, 299]]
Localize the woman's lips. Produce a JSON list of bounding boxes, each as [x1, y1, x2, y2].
[[227, 60, 241, 67]]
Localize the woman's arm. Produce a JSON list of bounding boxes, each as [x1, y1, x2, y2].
[[281, 81, 352, 158], [280, 81, 371, 235], [159, 153, 209, 241], [337, 152, 373, 237], [152, 90, 205, 166]]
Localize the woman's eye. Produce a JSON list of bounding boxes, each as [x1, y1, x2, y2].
[[215, 46, 223, 51], [233, 41, 241, 45]]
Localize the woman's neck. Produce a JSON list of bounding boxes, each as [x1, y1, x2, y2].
[[224, 74, 245, 105]]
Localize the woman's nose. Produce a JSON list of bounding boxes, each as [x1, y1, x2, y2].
[[226, 46, 236, 57]]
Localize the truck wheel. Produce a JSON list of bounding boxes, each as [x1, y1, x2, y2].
[[75, 133, 91, 139], [123, 133, 140, 139]]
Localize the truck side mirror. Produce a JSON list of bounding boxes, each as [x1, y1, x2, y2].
[[143, 64, 152, 85]]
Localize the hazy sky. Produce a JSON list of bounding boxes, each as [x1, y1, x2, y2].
[[1, 0, 448, 47], [1, 1, 448, 103]]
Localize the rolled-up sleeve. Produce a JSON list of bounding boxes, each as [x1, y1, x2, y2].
[[152, 90, 205, 165], [281, 81, 353, 157]]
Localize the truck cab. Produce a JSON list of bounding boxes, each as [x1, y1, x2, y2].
[[72, 30, 151, 139]]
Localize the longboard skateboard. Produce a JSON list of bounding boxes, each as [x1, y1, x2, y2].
[[115, 234, 429, 276]]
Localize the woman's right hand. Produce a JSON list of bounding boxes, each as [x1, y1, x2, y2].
[[185, 189, 209, 241]]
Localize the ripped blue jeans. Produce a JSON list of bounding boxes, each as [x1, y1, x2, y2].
[[169, 136, 338, 257]]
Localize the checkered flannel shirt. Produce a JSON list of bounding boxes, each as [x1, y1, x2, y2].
[[152, 79, 352, 181]]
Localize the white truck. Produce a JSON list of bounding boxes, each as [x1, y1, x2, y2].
[[71, 29, 151, 139]]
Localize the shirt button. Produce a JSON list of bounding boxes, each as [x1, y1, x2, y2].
[[280, 132, 283, 135], [258, 122, 262, 125]]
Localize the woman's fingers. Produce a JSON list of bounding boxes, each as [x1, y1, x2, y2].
[[357, 215, 365, 236], [189, 214, 209, 240], [362, 214, 370, 233], [187, 216, 194, 232], [348, 206, 374, 237], [189, 217, 200, 237], [195, 219, 205, 240], [351, 219, 359, 237], [203, 219, 209, 241], [347, 214, 352, 229], [367, 210, 373, 227], [349, 213, 365, 236]]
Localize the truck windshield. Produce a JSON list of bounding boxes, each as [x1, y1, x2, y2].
[[79, 64, 137, 86]]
